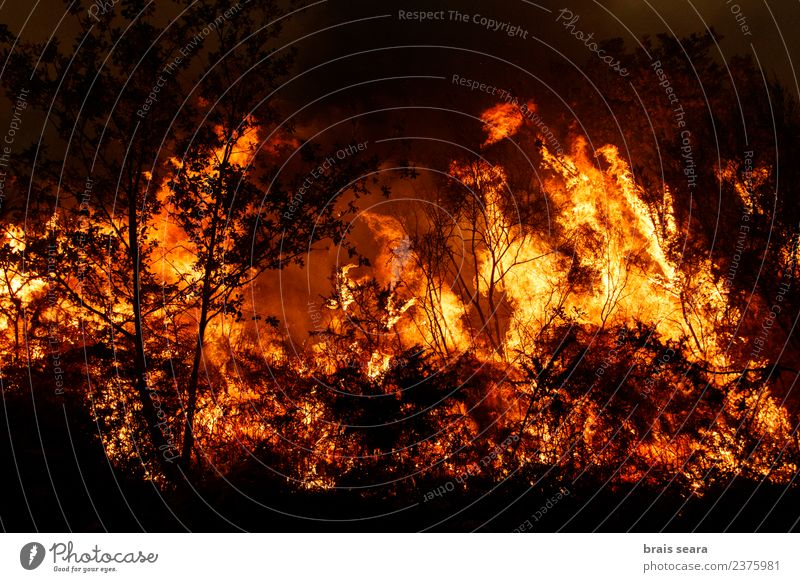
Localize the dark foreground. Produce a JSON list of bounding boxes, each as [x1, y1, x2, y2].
[[2, 386, 798, 533]]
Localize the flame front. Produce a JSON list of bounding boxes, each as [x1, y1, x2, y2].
[[4, 96, 794, 497]]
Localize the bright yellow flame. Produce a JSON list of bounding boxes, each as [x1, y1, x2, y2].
[[480, 102, 523, 146]]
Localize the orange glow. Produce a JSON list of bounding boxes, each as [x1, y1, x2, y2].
[[8, 99, 791, 496], [480, 102, 524, 146]]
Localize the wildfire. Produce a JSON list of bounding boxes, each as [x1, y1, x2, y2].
[[264, 96, 794, 490], [0, 225, 47, 332], [480, 102, 524, 146], [13, 93, 790, 497]]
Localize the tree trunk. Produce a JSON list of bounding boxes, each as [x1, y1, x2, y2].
[[180, 206, 221, 467], [128, 181, 178, 477], [180, 289, 211, 466]]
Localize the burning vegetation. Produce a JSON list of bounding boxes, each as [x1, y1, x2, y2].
[[1, 1, 799, 531]]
